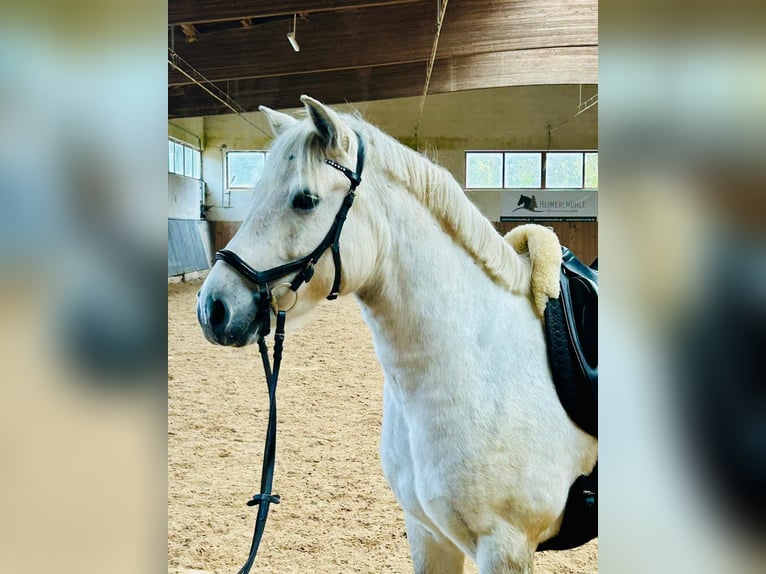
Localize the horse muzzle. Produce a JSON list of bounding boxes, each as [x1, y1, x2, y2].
[[196, 274, 264, 347]]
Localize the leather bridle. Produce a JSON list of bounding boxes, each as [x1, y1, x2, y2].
[[215, 132, 365, 338], [213, 132, 365, 574]]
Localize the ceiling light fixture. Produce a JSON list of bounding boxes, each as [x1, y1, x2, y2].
[[287, 13, 300, 52]]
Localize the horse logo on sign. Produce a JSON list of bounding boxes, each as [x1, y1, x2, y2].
[[514, 194, 539, 212]]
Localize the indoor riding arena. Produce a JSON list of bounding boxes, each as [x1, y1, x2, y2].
[[169, 1, 598, 572]]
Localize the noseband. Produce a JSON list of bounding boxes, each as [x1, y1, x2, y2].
[[212, 132, 365, 574], [215, 131, 365, 338]]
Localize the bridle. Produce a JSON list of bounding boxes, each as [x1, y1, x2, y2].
[[216, 132, 365, 337], [213, 132, 365, 574]]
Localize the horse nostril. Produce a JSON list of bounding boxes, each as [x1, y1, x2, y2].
[[206, 297, 228, 332]]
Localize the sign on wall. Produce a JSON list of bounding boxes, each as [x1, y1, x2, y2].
[[500, 190, 597, 221]]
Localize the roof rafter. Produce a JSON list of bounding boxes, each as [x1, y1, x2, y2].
[[167, 0, 599, 118], [169, 47, 598, 117], [169, 0, 420, 26], [168, 0, 596, 87]]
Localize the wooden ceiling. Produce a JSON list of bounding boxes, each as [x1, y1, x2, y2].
[[168, 0, 597, 118]]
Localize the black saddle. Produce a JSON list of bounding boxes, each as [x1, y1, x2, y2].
[[544, 246, 598, 437], [537, 246, 598, 552]]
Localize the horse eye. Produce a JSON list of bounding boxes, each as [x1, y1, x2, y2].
[[291, 191, 320, 211]]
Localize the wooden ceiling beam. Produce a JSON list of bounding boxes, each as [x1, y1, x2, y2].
[[169, 62, 427, 118], [438, 47, 598, 91], [168, 47, 598, 118], [168, 0, 598, 119], [168, 0, 597, 86], [169, 0, 421, 27], [169, 1, 435, 86]]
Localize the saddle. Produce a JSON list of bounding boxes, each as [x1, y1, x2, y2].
[[544, 247, 598, 437], [537, 246, 598, 552]]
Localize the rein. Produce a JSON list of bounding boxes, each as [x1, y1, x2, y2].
[[214, 133, 365, 574]]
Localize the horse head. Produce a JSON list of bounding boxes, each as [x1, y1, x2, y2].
[[197, 96, 380, 346]]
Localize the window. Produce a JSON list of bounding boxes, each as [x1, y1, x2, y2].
[[184, 146, 193, 178], [584, 152, 598, 189], [504, 153, 542, 188], [168, 138, 202, 179], [465, 151, 598, 190], [173, 141, 184, 173], [225, 151, 267, 190], [545, 153, 583, 188], [465, 152, 503, 188]]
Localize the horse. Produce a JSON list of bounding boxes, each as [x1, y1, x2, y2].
[[197, 95, 598, 573]]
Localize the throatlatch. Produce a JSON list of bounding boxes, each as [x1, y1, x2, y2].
[[214, 133, 365, 574]]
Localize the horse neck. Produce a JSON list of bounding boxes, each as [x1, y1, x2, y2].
[[354, 157, 536, 380]]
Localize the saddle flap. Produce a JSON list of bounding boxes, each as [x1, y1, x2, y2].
[[561, 248, 598, 372], [544, 247, 598, 437]]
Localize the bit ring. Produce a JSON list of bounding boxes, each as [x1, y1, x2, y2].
[[273, 282, 298, 313]]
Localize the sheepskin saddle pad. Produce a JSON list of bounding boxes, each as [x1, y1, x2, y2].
[[505, 225, 598, 438]]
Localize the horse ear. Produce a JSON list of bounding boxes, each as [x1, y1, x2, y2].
[[259, 106, 298, 137], [300, 95, 351, 151]]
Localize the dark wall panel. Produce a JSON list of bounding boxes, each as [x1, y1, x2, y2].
[[168, 219, 212, 276], [212, 221, 241, 253]]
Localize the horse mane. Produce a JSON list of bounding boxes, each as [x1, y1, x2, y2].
[[344, 114, 532, 296]]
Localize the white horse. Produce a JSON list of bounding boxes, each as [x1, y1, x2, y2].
[[197, 96, 597, 573]]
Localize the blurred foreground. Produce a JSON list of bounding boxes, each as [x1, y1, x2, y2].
[[0, 2, 166, 573], [601, 1, 766, 572]]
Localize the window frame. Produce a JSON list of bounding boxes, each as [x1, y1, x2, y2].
[[168, 137, 202, 180], [464, 150, 598, 191], [503, 152, 543, 189], [464, 152, 504, 189], [224, 150, 268, 191], [544, 151, 584, 189], [583, 152, 598, 190]]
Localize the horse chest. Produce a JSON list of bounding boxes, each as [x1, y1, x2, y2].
[[379, 376, 492, 543]]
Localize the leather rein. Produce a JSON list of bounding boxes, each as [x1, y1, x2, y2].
[[213, 133, 365, 574]]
